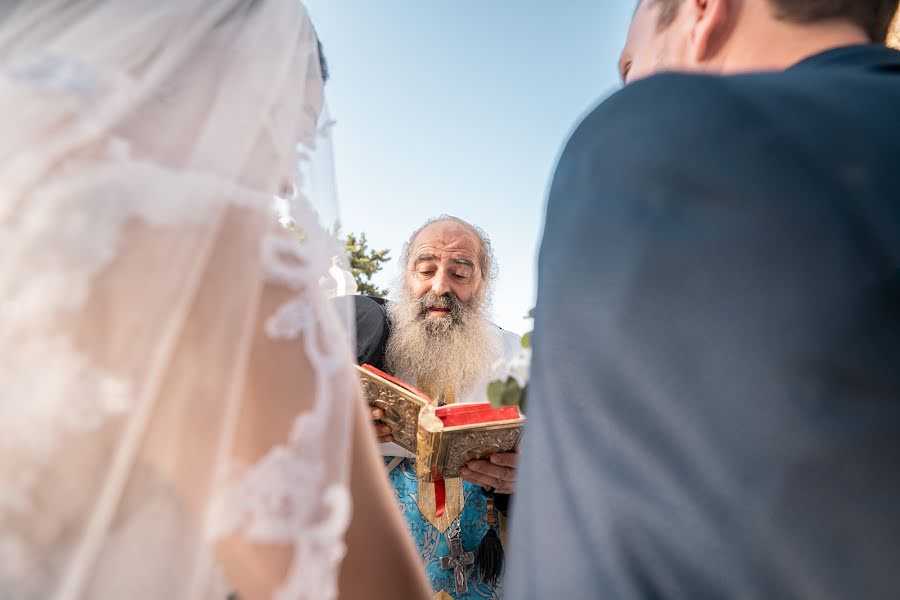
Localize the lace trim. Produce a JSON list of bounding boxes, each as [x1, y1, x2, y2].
[[0, 164, 265, 594], [2, 52, 352, 600], [211, 213, 351, 599], [207, 128, 353, 599]]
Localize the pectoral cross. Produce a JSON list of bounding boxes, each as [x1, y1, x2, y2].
[[441, 535, 474, 594]]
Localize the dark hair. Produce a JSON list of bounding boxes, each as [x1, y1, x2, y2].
[[648, 0, 899, 42], [649, 0, 682, 30], [219, 3, 331, 83], [316, 36, 329, 83]]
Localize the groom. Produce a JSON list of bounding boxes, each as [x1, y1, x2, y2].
[[508, 0, 900, 598], [351, 215, 521, 599]]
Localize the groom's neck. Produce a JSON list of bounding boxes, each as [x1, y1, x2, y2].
[[711, 17, 870, 75]]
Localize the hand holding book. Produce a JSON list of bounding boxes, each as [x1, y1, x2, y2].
[[356, 364, 524, 478], [371, 406, 394, 443], [460, 451, 518, 494], [357, 364, 524, 586]]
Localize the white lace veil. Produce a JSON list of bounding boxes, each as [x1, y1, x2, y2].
[[0, 1, 358, 598]]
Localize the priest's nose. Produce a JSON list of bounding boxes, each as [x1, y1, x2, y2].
[[431, 271, 452, 296]]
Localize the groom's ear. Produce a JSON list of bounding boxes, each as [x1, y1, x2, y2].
[[686, 0, 733, 66]]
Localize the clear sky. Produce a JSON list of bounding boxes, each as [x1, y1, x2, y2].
[[304, 1, 635, 334]]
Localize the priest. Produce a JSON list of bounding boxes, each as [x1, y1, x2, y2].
[[346, 215, 522, 599]]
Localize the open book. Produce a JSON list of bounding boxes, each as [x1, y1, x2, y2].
[[356, 364, 524, 480]]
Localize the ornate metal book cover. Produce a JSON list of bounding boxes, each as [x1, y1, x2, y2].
[[356, 365, 525, 472], [356, 364, 430, 454], [417, 404, 524, 482]]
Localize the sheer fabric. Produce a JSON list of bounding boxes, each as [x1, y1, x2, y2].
[[0, 1, 377, 598]]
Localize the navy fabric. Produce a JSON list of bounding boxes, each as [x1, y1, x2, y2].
[[338, 294, 390, 372], [507, 45, 900, 599]]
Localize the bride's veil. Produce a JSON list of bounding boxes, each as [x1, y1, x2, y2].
[[0, 1, 360, 598]]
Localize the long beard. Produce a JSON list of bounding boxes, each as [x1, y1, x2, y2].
[[385, 289, 501, 400]]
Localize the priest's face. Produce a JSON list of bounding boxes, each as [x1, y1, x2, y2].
[[406, 220, 484, 315], [386, 220, 498, 395]]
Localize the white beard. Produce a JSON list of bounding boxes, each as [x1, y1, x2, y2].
[[384, 289, 502, 400]]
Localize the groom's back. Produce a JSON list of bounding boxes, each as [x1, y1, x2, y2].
[[507, 45, 900, 599]]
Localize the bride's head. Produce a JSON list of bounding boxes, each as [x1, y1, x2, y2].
[[0, 0, 329, 202]]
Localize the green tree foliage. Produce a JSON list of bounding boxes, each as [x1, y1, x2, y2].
[[345, 232, 390, 297]]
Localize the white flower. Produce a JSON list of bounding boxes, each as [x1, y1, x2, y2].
[[490, 347, 531, 388]]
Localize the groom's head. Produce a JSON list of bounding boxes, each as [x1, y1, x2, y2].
[[620, 0, 899, 83], [385, 216, 500, 395]]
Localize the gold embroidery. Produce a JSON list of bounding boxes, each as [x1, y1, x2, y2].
[[414, 381, 463, 530], [433, 591, 454, 600], [419, 381, 456, 406], [416, 477, 464, 532]]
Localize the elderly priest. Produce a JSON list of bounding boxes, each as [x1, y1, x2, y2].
[[344, 216, 522, 600]]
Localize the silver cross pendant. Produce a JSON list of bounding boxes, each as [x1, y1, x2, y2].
[[440, 521, 474, 594]]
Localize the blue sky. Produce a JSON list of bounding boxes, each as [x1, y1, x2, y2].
[[304, 1, 635, 333]]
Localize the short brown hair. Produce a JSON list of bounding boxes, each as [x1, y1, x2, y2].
[[648, 0, 900, 42], [647, 0, 682, 30]]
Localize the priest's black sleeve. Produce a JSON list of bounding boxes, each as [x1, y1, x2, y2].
[[332, 294, 390, 371]]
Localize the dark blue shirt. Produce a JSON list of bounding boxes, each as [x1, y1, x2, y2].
[[507, 45, 900, 599]]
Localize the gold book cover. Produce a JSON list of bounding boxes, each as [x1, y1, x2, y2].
[[355, 364, 431, 454], [356, 364, 525, 475], [416, 403, 524, 482]]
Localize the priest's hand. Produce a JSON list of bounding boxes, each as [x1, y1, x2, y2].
[[370, 408, 394, 443], [460, 452, 518, 494]]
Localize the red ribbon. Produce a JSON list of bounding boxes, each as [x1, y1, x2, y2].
[[434, 477, 446, 518]]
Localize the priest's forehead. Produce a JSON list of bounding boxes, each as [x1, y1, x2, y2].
[[402, 216, 496, 281], [411, 222, 481, 262]]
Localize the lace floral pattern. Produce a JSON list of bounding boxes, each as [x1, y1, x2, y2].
[[1, 3, 351, 595], [0, 141, 227, 589], [2, 157, 350, 599], [208, 126, 353, 600]]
